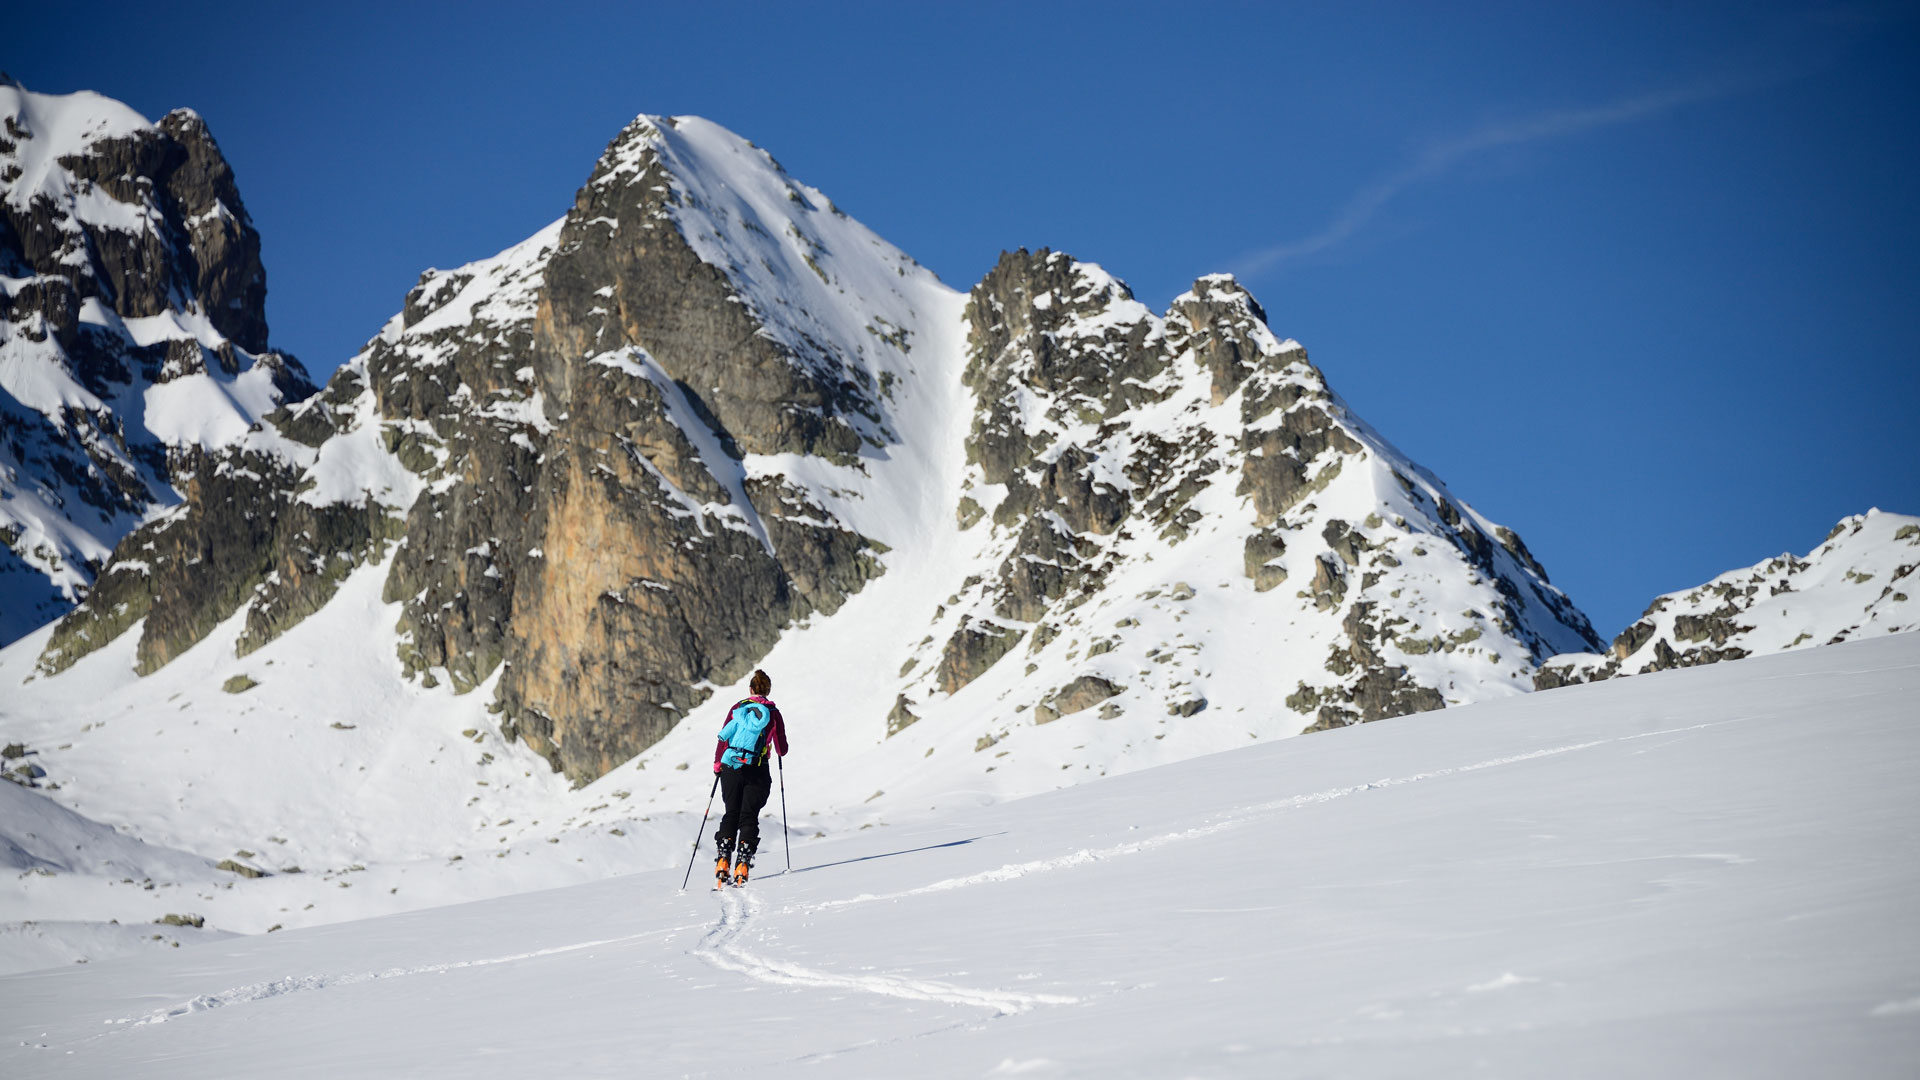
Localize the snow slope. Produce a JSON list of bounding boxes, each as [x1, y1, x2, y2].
[[0, 775, 240, 970], [0, 554, 636, 969], [2, 632, 1913, 1076]]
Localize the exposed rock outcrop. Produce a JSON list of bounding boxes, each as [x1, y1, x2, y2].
[[938, 617, 1026, 696], [1032, 675, 1126, 724]]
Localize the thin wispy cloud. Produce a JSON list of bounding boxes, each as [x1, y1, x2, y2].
[[1232, 66, 1803, 277]]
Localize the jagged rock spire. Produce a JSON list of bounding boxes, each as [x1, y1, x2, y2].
[[0, 82, 309, 644]]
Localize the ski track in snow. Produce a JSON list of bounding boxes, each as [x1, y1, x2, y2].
[[693, 721, 1746, 1019], [797, 719, 1746, 913], [110, 924, 702, 1030], [79, 718, 1742, 1040], [694, 889, 1077, 1015]]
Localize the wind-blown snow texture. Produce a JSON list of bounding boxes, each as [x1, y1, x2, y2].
[[3, 634, 1915, 1077], [0, 81, 311, 643]]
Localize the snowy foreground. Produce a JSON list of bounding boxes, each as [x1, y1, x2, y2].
[[4, 634, 1916, 1078]]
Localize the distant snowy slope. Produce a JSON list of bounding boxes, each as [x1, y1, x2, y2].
[[2, 633, 1913, 1078], [1538, 509, 1918, 687], [0, 78, 311, 644], [0, 555, 669, 971], [0, 778, 209, 881], [0, 755, 239, 974]]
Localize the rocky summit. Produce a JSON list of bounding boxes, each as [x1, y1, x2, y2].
[[0, 79, 313, 644], [28, 93, 1615, 787], [927, 253, 1602, 736]]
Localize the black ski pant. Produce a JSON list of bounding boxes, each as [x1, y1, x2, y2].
[[716, 763, 772, 860]]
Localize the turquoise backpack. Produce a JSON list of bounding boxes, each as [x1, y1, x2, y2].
[[717, 699, 773, 768]]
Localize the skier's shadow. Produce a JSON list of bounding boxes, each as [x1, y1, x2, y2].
[[783, 832, 1005, 876]]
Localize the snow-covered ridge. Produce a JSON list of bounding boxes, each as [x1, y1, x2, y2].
[[900, 249, 1599, 754], [1538, 508, 1919, 687], [387, 218, 564, 352], [644, 116, 936, 419], [0, 81, 149, 210], [1, 80, 311, 645]]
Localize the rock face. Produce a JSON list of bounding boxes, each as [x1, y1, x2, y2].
[[0, 79, 312, 645], [482, 120, 896, 779], [36, 96, 1607, 790], [1536, 510, 1919, 689]]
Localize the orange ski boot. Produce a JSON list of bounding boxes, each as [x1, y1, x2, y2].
[[714, 839, 734, 891]]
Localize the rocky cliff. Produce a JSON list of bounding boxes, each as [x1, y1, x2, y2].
[[39, 115, 936, 783], [1536, 509, 1918, 689], [0, 79, 312, 644], [908, 253, 1600, 738], [33, 99, 1606, 788]]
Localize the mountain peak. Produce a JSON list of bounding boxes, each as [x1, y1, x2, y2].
[[1, 84, 305, 644], [1176, 272, 1268, 326]]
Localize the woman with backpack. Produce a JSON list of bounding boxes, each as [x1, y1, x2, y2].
[[713, 669, 788, 887]]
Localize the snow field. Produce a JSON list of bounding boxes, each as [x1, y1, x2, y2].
[[0, 553, 644, 957], [3, 632, 1915, 1077]]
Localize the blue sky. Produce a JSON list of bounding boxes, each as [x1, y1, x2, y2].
[[15, 1, 1918, 638]]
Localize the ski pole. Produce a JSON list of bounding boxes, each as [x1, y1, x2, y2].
[[778, 754, 791, 872], [680, 773, 720, 891]]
